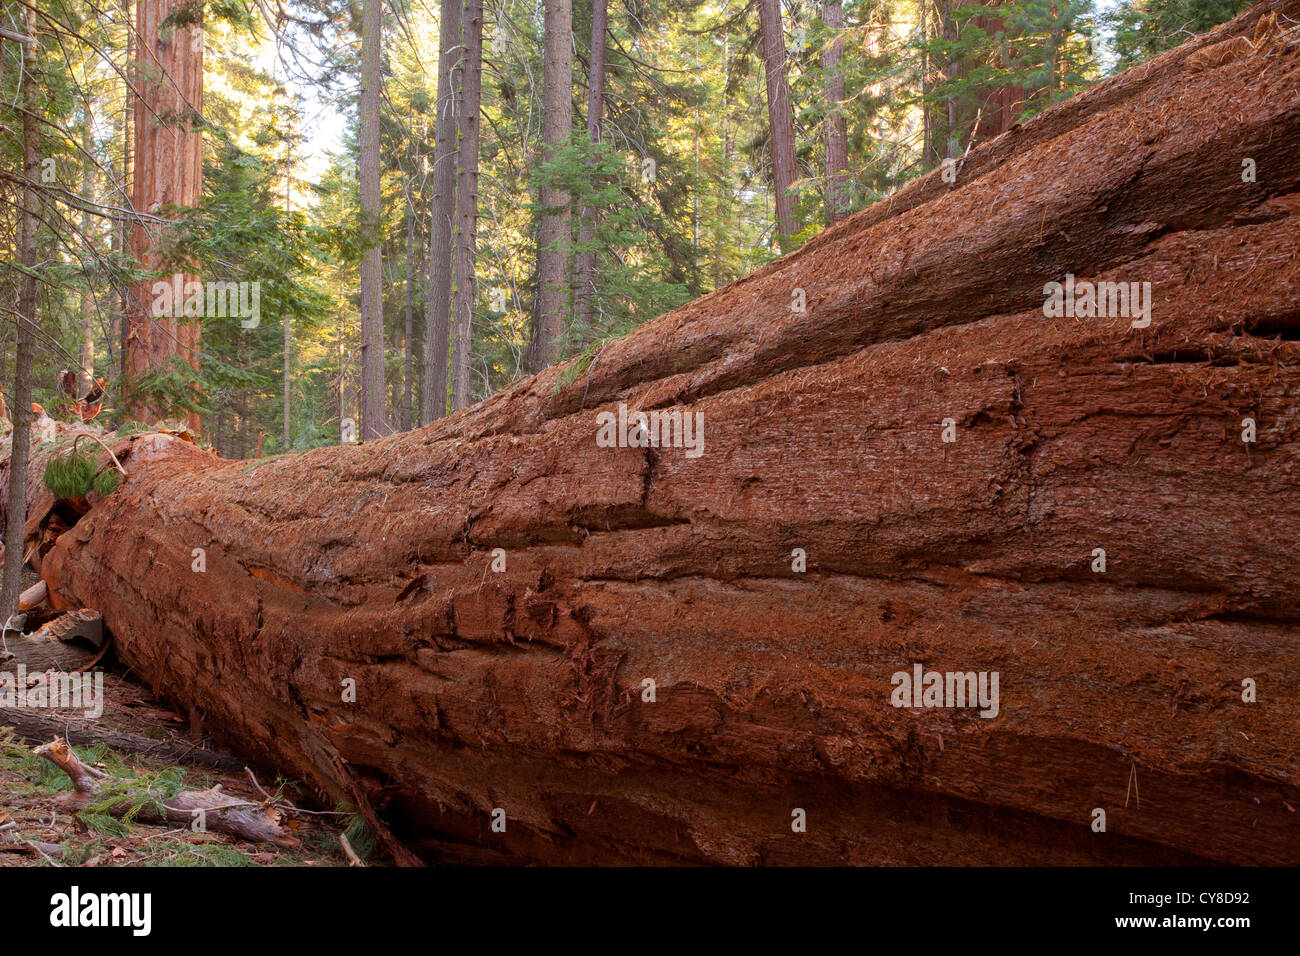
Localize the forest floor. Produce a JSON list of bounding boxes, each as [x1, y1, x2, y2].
[[0, 572, 362, 868]]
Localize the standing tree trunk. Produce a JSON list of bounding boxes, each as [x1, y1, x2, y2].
[[126, 0, 203, 432], [109, 101, 123, 408], [572, 0, 608, 344], [403, 186, 415, 430], [820, 0, 850, 224], [283, 143, 293, 450], [117, 13, 132, 420], [1, 10, 39, 620], [932, 0, 1025, 160], [451, 0, 484, 411], [1043, 1, 1059, 109], [757, 0, 798, 243], [79, 97, 96, 395], [969, 1, 1025, 142], [402, 116, 416, 431], [358, 0, 386, 440], [534, 0, 573, 370], [424, 0, 461, 421]]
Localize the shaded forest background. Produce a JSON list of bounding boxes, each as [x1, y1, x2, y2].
[[0, 0, 1250, 459]]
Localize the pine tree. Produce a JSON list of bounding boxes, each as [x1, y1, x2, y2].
[[534, 0, 574, 369]]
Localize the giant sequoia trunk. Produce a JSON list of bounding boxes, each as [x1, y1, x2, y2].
[[127, 0, 203, 432], [10, 2, 1300, 865]]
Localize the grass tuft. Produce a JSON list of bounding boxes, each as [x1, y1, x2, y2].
[[42, 448, 122, 500], [556, 336, 619, 393], [341, 809, 376, 861], [91, 468, 122, 496], [42, 449, 96, 499]]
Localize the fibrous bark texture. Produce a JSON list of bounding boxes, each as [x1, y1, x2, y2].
[[127, 0, 203, 432], [19, 2, 1300, 865]]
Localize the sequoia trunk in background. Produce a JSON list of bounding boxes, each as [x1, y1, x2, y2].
[[18, 1, 1300, 866], [758, 0, 799, 242], [284, 144, 294, 448], [967, 0, 1027, 142], [126, 0, 203, 431], [451, 0, 484, 412]]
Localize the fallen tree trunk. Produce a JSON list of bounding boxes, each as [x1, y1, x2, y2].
[[9, 2, 1300, 864]]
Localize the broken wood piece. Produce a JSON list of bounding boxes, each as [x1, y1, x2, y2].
[[339, 832, 365, 866], [33, 737, 297, 847], [18, 579, 47, 611], [0, 618, 104, 676], [33, 608, 104, 649], [0, 834, 63, 859]]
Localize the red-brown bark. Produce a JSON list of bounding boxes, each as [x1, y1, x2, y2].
[[127, 0, 204, 432]]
